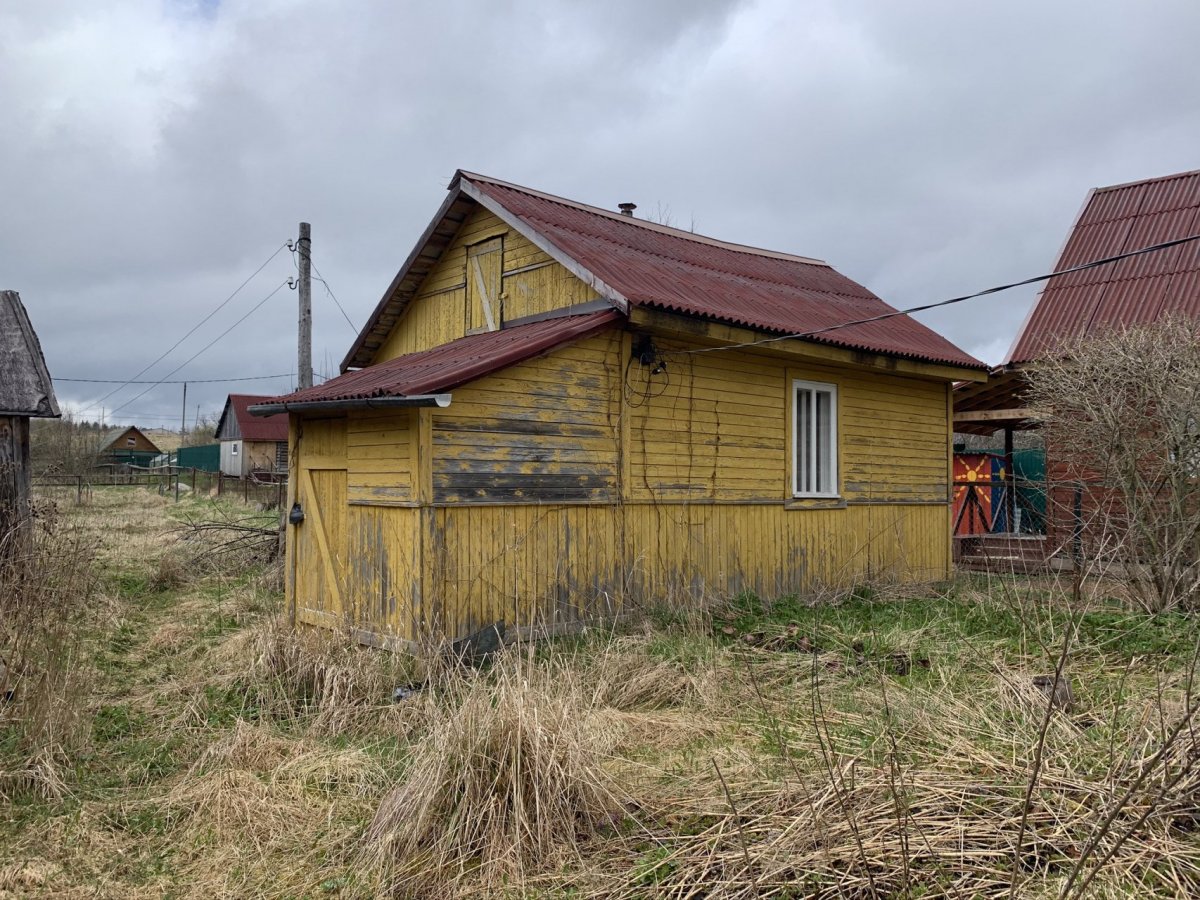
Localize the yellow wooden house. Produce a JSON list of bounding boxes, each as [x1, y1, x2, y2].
[[252, 171, 986, 646]]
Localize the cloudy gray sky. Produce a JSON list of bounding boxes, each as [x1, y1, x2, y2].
[[4, 0, 1199, 427]]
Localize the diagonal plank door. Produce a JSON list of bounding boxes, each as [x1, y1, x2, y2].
[[293, 417, 348, 628]]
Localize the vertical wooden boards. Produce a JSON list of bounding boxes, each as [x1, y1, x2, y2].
[[431, 332, 622, 503], [423, 501, 948, 641], [428, 504, 623, 641], [627, 342, 949, 503], [343, 505, 422, 642], [621, 504, 948, 600], [347, 408, 414, 504], [373, 205, 600, 362], [627, 346, 786, 501], [467, 237, 502, 332], [0, 416, 31, 554], [501, 260, 597, 322], [288, 317, 959, 643], [243, 440, 277, 475], [292, 417, 348, 628]]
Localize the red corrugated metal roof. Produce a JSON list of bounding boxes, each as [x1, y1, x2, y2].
[[223, 394, 289, 441], [267, 311, 620, 405], [341, 171, 983, 371], [460, 173, 982, 368], [1008, 169, 1200, 363]]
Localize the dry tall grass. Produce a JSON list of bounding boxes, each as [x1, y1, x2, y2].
[[0, 515, 97, 798], [363, 644, 632, 897], [589, 646, 1200, 899]]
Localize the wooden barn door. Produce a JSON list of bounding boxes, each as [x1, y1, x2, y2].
[[293, 417, 348, 628]]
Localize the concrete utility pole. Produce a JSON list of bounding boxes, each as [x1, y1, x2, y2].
[[180, 382, 188, 437], [297, 222, 313, 390]]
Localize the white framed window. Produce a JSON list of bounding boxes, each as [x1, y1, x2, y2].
[[793, 379, 838, 497], [231, 442, 239, 456]]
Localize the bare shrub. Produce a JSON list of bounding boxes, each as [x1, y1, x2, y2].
[[1028, 317, 1200, 611], [362, 644, 629, 896], [596, 659, 1200, 899], [0, 517, 97, 797], [28, 417, 106, 477]]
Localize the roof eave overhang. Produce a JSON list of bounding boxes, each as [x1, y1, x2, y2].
[[628, 306, 987, 382], [340, 185, 476, 372], [0, 408, 61, 419], [248, 394, 452, 417], [342, 173, 630, 374]]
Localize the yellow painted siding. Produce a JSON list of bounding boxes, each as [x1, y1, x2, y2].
[[628, 347, 786, 501], [628, 342, 949, 504], [622, 504, 948, 599], [342, 505, 423, 641], [501, 259, 597, 322], [431, 332, 622, 503], [346, 408, 414, 505], [292, 416, 348, 628], [374, 205, 599, 362], [290, 323, 955, 644], [422, 503, 946, 639], [426, 505, 623, 638]]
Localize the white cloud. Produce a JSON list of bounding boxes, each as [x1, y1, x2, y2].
[[2, 0, 1199, 423]]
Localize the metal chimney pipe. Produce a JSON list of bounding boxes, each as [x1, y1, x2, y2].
[[618, 202, 637, 217]]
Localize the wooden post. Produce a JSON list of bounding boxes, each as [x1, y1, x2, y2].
[[191, 467, 197, 494], [297, 223, 313, 390], [1004, 425, 1016, 534], [0, 416, 32, 559]]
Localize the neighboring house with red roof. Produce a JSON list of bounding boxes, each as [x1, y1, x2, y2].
[[253, 170, 985, 645], [954, 168, 1200, 558], [215, 394, 289, 477]]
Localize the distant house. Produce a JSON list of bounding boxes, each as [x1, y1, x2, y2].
[[253, 170, 985, 646], [0, 290, 60, 542], [955, 168, 1200, 555], [98, 426, 160, 467], [215, 394, 288, 477]]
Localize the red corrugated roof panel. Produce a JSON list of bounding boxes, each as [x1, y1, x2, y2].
[[463, 173, 982, 368], [223, 394, 290, 441], [266, 311, 620, 406], [1009, 169, 1200, 363]]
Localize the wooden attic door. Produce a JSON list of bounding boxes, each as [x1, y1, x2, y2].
[[293, 417, 348, 628], [466, 237, 502, 332]]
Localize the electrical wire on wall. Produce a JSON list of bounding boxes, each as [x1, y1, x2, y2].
[[623, 334, 672, 408]]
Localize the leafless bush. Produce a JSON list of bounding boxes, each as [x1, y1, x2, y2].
[[28, 417, 105, 476], [0, 516, 97, 797], [1028, 317, 1200, 611]]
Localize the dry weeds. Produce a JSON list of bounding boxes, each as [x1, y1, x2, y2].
[[363, 644, 631, 897]]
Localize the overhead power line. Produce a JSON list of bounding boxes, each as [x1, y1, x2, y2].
[[312, 261, 357, 332], [107, 280, 290, 418], [291, 244, 357, 332], [77, 241, 289, 415], [55, 373, 292, 385], [683, 232, 1200, 355]]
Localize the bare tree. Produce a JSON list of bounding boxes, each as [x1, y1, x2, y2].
[[1027, 317, 1200, 612]]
